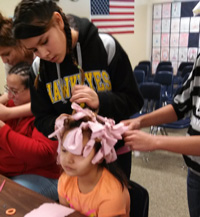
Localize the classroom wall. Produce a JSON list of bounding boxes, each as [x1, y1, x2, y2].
[[0, 0, 174, 93]]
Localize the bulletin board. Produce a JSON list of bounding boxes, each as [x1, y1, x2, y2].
[[152, 1, 199, 74]]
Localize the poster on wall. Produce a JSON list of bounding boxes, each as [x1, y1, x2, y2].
[[153, 34, 161, 47], [153, 20, 161, 32], [152, 1, 199, 74], [172, 2, 181, 17], [179, 33, 189, 46], [162, 19, 171, 32], [190, 17, 200, 32], [161, 33, 170, 46], [162, 3, 171, 18], [170, 48, 178, 61], [171, 18, 180, 32], [170, 33, 179, 47], [161, 47, 169, 61], [154, 4, 162, 19]]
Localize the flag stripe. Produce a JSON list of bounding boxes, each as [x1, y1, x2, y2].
[[91, 14, 134, 19], [92, 21, 134, 25], [110, 5, 134, 9], [99, 27, 134, 32], [110, 12, 134, 15], [109, 31, 134, 34], [90, 0, 135, 34], [102, 30, 134, 34], [110, 0, 134, 1], [91, 17, 134, 21], [110, 2, 134, 6], [97, 25, 134, 28], [110, 8, 134, 12]]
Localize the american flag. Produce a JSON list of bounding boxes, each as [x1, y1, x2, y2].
[[90, 0, 135, 34]]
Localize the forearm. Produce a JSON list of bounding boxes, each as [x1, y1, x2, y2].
[[1, 103, 32, 121], [139, 104, 177, 128], [155, 135, 200, 156]]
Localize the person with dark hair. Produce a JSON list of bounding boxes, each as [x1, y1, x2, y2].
[[13, 0, 143, 178], [49, 103, 130, 216], [0, 12, 33, 71], [0, 12, 34, 121], [0, 62, 60, 201]]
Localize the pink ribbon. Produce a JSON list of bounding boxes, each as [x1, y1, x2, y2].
[[49, 103, 128, 164]]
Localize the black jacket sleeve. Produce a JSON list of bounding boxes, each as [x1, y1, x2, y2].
[[29, 67, 57, 137]]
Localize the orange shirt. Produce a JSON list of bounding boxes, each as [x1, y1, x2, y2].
[[58, 168, 130, 217]]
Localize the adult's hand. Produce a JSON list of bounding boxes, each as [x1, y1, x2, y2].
[[121, 117, 141, 130]]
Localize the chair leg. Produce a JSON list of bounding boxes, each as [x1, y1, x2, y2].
[[149, 126, 158, 135], [160, 127, 168, 135]]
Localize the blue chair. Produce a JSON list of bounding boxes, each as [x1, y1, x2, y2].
[[157, 74, 191, 135], [130, 82, 162, 118], [182, 72, 190, 84], [133, 69, 145, 85], [157, 61, 172, 68], [140, 82, 162, 114], [159, 117, 190, 135], [129, 180, 149, 217], [134, 65, 149, 81], [156, 65, 173, 74], [173, 65, 193, 95], [138, 60, 152, 81], [173, 62, 193, 85], [181, 65, 193, 80], [154, 71, 173, 105]]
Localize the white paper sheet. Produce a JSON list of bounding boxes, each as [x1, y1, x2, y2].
[[24, 203, 75, 217]]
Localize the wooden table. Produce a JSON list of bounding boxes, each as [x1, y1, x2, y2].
[[0, 175, 84, 217]]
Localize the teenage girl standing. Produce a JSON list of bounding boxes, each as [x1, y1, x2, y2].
[[13, 0, 143, 178]]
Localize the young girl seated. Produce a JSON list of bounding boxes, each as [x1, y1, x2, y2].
[[0, 62, 60, 201], [49, 103, 130, 216]]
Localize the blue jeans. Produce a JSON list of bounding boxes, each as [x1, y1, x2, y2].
[[187, 169, 200, 217], [10, 174, 58, 201]]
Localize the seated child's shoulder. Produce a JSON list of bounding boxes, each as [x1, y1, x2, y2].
[[100, 168, 127, 193]]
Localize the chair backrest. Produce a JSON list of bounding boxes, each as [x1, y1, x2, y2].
[[182, 72, 190, 84], [134, 65, 149, 78], [138, 60, 152, 77], [156, 65, 173, 74], [181, 65, 193, 78], [154, 71, 173, 104], [139, 82, 162, 114], [139, 60, 151, 66], [157, 61, 172, 67], [177, 61, 193, 76], [133, 69, 145, 84], [156, 61, 171, 72], [154, 71, 173, 86], [129, 180, 149, 217]]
